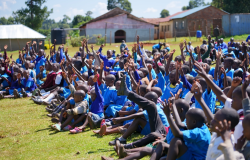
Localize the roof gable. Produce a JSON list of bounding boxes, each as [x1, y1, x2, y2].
[[170, 5, 229, 19], [80, 7, 155, 28], [0, 24, 46, 39]]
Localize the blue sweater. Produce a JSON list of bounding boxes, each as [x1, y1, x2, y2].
[[90, 82, 104, 114]]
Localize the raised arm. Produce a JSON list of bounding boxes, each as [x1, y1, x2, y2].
[[192, 81, 214, 123], [227, 77, 242, 98], [194, 61, 228, 104], [180, 42, 186, 64], [171, 98, 186, 128], [201, 35, 211, 62], [165, 49, 175, 76]]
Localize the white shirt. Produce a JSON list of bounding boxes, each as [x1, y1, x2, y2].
[[55, 70, 62, 85], [184, 45, 194, 52], [206, 132, 235, 160], [224, 98, 243, 144]]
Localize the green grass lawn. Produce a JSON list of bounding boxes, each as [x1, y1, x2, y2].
[[0, 98, 147, 160]]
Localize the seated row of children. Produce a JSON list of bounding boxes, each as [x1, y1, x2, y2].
[[1, 35, 250, 160]]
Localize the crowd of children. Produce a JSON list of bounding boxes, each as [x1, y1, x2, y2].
[[1, 35, 250, 160]]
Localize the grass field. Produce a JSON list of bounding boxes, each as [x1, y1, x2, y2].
[[0, 34, 248, 159]]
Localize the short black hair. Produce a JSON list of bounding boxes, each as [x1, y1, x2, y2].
[[224, 57, 234, 65], [106, 74, 116, 81], [144, 91, 158, 103], [175, 99, 190, 112], [233, 70, 243, 79], [219, 108, 239, 129], [187, 108, 206, 125], [233, 86, 250, 99]]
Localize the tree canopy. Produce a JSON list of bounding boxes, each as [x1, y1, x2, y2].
[[12, 0, 53, 30], [160, 9, 170, 18], [211, 0, 250, 13], [182, 0, 209, 10], [107, 0, 132, 13]]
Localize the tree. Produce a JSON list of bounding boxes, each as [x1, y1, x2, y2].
[[72, 15, 85, 26], [211, 0, 250, 13], [0, 17, 8, 25], [182, 0, 206, 10], [12, 0, 53, 30], [160, 9, 170, 18], [7, 17, 15, 24], [62, 15, 71, 24], [85, 11, 93, 17], [107, 0, 132, 13]]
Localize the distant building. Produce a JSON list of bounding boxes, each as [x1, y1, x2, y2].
[[79, 7, 156, 44], [0, 24, 46, 51], [142, 5, 228, 38]]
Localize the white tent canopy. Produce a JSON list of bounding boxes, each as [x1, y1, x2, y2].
[[0, 24, 46, 39]]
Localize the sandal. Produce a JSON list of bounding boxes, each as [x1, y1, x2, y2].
[[69, 127, 83, 134], [51, 124, 61, 131], [63, 125, 72, 131], [100, 119, 106, 128]]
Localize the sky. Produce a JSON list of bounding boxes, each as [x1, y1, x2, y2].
[[0, 0, 212, 22]]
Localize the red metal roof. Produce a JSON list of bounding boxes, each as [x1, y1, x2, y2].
[[141, 10, 189, 25]]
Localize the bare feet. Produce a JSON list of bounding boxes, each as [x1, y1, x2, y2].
[[112, 117, 122, 125], [93, 130, 100, 134], [118, 144, 127, 158], [99, 124, 107, 136]]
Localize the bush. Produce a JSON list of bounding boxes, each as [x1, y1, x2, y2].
[[93, 34, 105, 45], [38, 29, 50, 36], [70, 36, 91, 47]]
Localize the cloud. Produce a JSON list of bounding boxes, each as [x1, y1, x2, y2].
[[66, 8, 84, 19], [145, 8, 157, 13], [0, 0, 16, 10], [166, 1, 182, 9], [92, 2, 108, 17], [0, 1, 8, 10], [53, 4, 61, 8]]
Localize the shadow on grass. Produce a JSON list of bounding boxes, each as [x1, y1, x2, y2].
[[35, 127, 51, 132], [87, 148, 113, 154], [91, 134, 105, 138]]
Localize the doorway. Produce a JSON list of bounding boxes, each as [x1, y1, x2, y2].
[[115, 30, 126, 43]]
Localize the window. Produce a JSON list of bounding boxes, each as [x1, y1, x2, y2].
[[167, 25, 170, 31], [162, 26, 164, 32], [175, 22, 178, 28], [154, 29, 156, 34], [182, 21, 185, 28]]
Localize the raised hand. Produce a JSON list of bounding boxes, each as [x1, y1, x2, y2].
[[73, 75, 77, 81], [221, 67, 226, 75], [62, 72, 67, 79], [90, 44, 94, 50], [194, 61, 207, 78], [17, 73, 21, 79], [231, 77, 242, 88], [4, 45, 7, 50], [148, 64, 152, 71], [100, 61, 104, 70], [191, 80, 203, 98], [124, 62, 129, 71], [152, 79, 158, 86], [214, 119, 231, 141], [179, 42, 184, 50], [175, 88, 182, 100], [93, 74, 98, 83]]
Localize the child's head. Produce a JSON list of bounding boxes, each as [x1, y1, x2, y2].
[[200, 46, 206, 55], [151, 87, 162, 98], [38, 49, 44, 57], [45, 62, 52, 71], [139, 68, 149, 78], [224, 57, 234, 69], [88, 75, 95, 86], [144, 91, 158, 104], [107, 50, 112, 59], [174, 56, 182, 63], [169, 70, 177, 85], [25, 61, 30, 69], [115, 80, 121, 90], [194, 76, 207, 92], [139, 84, 147, 97], [13, 72, 18, 81], [175, 99, 190, 121], [18, 68, 24, 77], [232, 86, 250, 111], [169, 61, 176, 72], [82, 72, 88, 81], [105, 74, 116, 87], [0, 67, 5, 75], [73, 59, 82, 72], [210, 108, 239, 133], [242, 114, 250, 140], [204, 58, 212, 65], [74, 90, 86, 103], [222, 76, 232, 89], [186, 108, 206, 129], [76, 84, 88, 94], [88, 52, 94, 60], [232, 59, 241, 70], [233, 70, 243, 79], [119, 60, 125, 69], [23, 70, 30, 79], [52, 63, 60, 72], [182, 65, 190, 74], [39, 65, 44, 72]]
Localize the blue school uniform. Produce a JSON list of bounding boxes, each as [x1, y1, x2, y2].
[[166, 120, 186, 144], [220, 68, 234, 80], [195, 89, 217, 114], [190, 68, 198, 77], [147, 69, 157, 80], [209, 67, 215, 77], [1, 73, 11, 88], [36, 70, 46, 85], [80, 66, 88, 74], [21, 76, 37, 92], [181, 124, 211, 160], [99, 53, 115, 72], [155, 72, 165, 91], [162, 82, 184, 101], [152, 44, 161, 50], [16, 58, 22, 65], [8, 79, 22, 95], [89, 82, 104, 118], [35, 57, 46, 75], [164, 74, 169, 85]]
